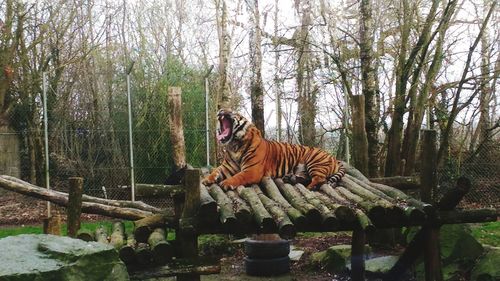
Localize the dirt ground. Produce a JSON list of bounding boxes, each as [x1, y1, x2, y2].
[[0, 191, 105, 226], [197, 232, 409, 281], [1, 192, 410, 280]]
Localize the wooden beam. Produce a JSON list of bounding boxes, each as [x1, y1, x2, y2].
[[420, 130, 442, 281], [351, 229, 366, 281], [178, 168, 201, 281]]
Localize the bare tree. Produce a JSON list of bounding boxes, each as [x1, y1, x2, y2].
[[359, 0, 380, 177], [215, 0, 232, 109], [246, 0, 265, 135]]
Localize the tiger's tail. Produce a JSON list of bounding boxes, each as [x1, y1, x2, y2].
[[327, 161, 345, 187]]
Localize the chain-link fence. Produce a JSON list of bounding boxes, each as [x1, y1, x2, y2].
[[437, 138, 500, 209], [1, 109, 499, 227], [0, 77, 213, 226]]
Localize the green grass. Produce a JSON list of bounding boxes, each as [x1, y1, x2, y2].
[[470, 221, 500, 247], [0, 221, 136, 239]]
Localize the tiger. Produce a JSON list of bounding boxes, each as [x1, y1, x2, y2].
[[202, 109, 345, 191]]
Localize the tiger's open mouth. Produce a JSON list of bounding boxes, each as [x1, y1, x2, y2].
[[217, 112, 233, 144]]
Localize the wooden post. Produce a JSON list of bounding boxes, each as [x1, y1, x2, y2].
[[384, 177, 472, 281], [43, 215, 61, 235], [349, 97, 368, 281], [351, 229, 366, 281], [67, 177, 83, 237], [178, 168, 201, 281], [168, 87, 187, 171], [420, 130, 443, 281]]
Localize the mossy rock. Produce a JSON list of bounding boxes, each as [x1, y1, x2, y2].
[[198, 234, 236, 257], [309, 244, 371, 273], [413, 224, 484, 280], [0, 234, 129, 281], [471, 247, 500, 281], [364, 255, 399, 275]]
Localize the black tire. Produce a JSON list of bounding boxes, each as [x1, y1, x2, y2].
[[244, 239, 290, 259], [244, 256, 290, 276]]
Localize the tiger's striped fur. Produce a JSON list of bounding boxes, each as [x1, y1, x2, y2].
[[202, 109, 345, 190]]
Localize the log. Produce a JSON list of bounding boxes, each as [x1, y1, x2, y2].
[[236, 186, 276, 232], [95, 225, 109, 244], [252, 185, 296, 239], [2, 175, 162, 213], [369, 176, 420, 190], [110, 221, 126, 249], [0, 176, 155, 220], [274, 178, 321, 225], [295, 184, 338, 230], [342, 177, 405, 223], [436, 208, 498, 224], [130, 258, 220, 280], [226, 190, 252, 224], [335, 186, 385, 223], [134, 214, 169, 243], [368, 181, 435, 217], [347, 175, 425, 222], [199, 184, 217, 216], [207, 184, 237, 228], [319, 184, 352, 205], [260, 177, 306, 227], [135, 183, 184, 199], [76, 229, 94, 241], [354, 209, 375, 233], [168, 87, 187, 171], [436, 177, 471, 211], [148, 228, 173, 264], [340, 161, 370, 182], [135, 242, 153, 267], [119, 233, 137, 265], [315, 192, 357, 223], [67, 177, 83, 238]]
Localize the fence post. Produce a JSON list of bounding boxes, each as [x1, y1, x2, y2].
[[42, 71, 51, 216], [67, 177, 83, 238], [43, 215, 61, 235], [126, 62, 136, 202], [168, 87, 187, 171], [420, 129, 443, 281]]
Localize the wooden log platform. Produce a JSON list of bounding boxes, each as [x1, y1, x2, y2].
[[195, 176, 498, 237]]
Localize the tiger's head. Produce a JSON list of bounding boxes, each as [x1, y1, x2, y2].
[[216, 109, 258, 145]]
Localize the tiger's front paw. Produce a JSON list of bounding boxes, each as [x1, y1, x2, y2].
[[219, 179, 237, 191], [202, 174, 217, 186]]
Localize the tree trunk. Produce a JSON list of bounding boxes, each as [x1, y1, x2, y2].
[[296, 0, 316, 147], [351, 95, 369, 175], [359, 0, 380, 177], [401, 0, 457, 175], [386, 0, 440, 176], [215, 0, 231, 109], [247, 0, 265, 136], [437, 1, 496, 167]]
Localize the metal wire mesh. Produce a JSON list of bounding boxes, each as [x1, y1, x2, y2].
[[0, 107, 498, 227], [437, 138, 500, 209]]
